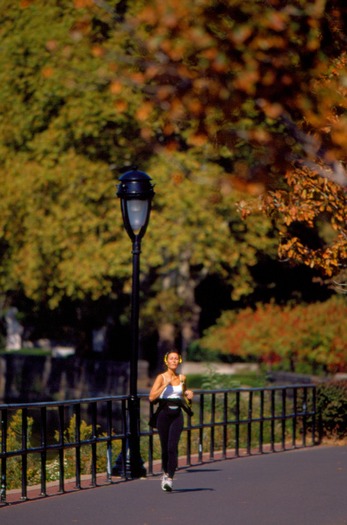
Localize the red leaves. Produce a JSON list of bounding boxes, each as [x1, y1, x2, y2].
[[200, 297, 347, 374]]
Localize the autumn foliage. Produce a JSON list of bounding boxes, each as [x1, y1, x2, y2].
[[262, 167, 347, 275], [0, 0, 346, 357], [113, 0, 347, 276], [199, 296, 347, 374]]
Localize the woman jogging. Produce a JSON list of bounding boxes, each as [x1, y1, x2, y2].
[[149, 350, 194, 492]]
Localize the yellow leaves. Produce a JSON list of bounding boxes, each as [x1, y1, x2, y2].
[[0, 147, 121, 304]]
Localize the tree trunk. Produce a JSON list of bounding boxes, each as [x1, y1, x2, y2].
[[157, 321, 176, 368]]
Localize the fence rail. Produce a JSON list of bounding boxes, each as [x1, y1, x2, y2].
[[0, 384, 319, 504]]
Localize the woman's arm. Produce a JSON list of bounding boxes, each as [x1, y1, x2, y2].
[[181, 374, 194, 400], [149, 374, 169, 402]]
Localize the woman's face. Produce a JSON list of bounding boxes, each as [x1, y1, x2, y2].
[[166, 352, 181, 369]]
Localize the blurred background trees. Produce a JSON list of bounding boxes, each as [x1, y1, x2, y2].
[[0, 0, 345, 373]]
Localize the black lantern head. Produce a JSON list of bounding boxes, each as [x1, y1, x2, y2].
[[117, 169, 155, 240]]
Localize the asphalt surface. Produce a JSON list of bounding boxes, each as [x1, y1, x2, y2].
[[1, 446, 347, 525]]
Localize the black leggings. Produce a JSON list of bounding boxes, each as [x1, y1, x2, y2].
[[157, 406, 184, 478]]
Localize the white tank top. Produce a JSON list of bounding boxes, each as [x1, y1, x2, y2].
[[160, 374, 184, 399]]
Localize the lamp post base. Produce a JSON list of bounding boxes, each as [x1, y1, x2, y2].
[[112, 448, 147, 479], [112, 396, 147, 479]]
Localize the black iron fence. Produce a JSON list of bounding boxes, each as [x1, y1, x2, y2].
[[0, 384, 319, 504]]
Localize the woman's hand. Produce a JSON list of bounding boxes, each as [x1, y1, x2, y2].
[[184, 389, 194, 400]]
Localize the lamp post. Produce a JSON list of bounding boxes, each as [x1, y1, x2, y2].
[[116, 169, 155, 478]]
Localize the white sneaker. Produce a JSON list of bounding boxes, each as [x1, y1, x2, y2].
[[162, 477, 173, 492], [161, 473, 168, 491]]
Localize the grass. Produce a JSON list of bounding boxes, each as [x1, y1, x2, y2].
[[0, 347, 51, 357], [187, 371, 268, 390]]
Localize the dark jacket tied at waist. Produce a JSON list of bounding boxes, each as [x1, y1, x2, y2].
[[149, 398, 193, 428]]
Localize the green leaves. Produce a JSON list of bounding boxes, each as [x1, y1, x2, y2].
[[139, 149, 277, 329]]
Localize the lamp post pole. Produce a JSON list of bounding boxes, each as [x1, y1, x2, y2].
[[117, 169, 154, 479]]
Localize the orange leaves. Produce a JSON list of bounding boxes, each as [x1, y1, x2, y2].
[[136, 102, 154, 121], [114, 0, 347, 145], [76, 0, 347, 279], [41, 67, 54, 79], [129, 72, 145, 85], [91, 45, 104, 58], [113, 100, 128, 113], [256, 99, 283, 119], [231, 25, 253, 45], [156, 85, 175, 101], [140, 127, 154, 141], [110, 80, 122, 95], [265, 11, 287, 32], [234, 69, 260, 94], [331, 118, 347, 149], [74, 0, 94, 8], [186, 98, 203, 116], [187, 133, 208, 147], [45, 40, 58, 52], [19, 0, 34, 7], [262, 166, 347, 275], [171, 171, 184, 184]]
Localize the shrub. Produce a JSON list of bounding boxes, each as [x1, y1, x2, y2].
[[1, 411, 41, 489], [199, 295, 347, 374], [316, 380, 347, 439], [54, 414, 111, 479], [0, 411, 120, 490], [186, 341, 218, 362]]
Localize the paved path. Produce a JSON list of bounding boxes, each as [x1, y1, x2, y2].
[[1, 446, 347, 525]]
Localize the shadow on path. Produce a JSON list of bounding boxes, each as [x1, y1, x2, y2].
[[172, 487, 215, 493]]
